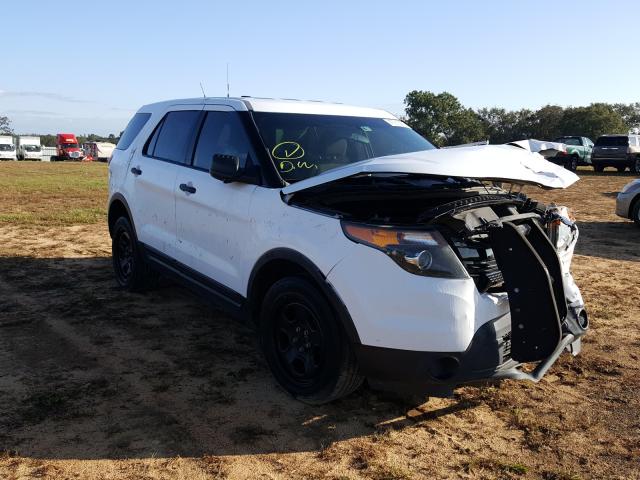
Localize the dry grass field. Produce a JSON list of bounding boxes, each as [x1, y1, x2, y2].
[[0, 162, 638, 480]]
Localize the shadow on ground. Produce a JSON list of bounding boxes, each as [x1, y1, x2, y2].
[[0, 256, 477, 460], [575, 221, 640, 261]]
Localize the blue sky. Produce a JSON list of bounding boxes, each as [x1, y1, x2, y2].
[[1, 0, 637, 135]]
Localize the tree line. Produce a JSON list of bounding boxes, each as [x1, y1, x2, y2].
[[4, 93, 640, 149], [404, 90, 640, 147], [0, 116, 120, 145]]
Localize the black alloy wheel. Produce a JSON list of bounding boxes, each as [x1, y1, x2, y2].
[[111, 216, 156, 291], [259, 277, 363, 404]]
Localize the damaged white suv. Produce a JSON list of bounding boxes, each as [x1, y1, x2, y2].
[[108, 97, 588, 403]]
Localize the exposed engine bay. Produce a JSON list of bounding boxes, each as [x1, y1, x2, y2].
[[286, 173, 588, 364]]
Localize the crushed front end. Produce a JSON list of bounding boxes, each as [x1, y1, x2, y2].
[[287, 172, 587, 395], [423, 190, 588, 388]]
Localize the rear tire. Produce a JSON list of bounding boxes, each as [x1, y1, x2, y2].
[[111, 216, 157, 292], [259, 277, 363, 404], [633, 157, 640, 175], [616, 166, 626, 173], [593, 163, 604, 172], [565, 155, 579, 171]]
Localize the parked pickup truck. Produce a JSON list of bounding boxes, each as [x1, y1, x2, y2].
[[550, 136, 594, 171]]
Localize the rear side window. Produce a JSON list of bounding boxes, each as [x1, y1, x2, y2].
[[595, 136, 629, 147], [116, 113, 151, 150], [147, 110, 201, 163], [192, 111, 255, 170]]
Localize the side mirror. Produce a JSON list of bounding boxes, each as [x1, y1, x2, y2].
[[210, 153, 240, 182]]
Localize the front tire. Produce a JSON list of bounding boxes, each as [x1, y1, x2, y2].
[[111, 217, 156, 291], [593, 163, 604, 172], [259, 277, 363, 404], [633, 157, 640, 175]]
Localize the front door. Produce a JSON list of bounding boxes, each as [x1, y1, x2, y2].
[[174, 106, 258, 295]]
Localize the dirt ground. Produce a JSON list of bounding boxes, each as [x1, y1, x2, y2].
[[0, 164, 639, 479]]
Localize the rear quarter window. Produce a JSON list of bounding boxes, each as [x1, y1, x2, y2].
[[116, 113, 151, 150]]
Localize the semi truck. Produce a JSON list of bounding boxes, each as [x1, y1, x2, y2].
[[0, 135, 16, 160], [17, 136, 42, 161], [53, 133, 84, 161]]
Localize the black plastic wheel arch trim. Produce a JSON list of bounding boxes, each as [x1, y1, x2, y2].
[[248, 248, 361, 344]]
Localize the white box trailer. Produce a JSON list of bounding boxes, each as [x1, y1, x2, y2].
[[83, 141, 116, 161], [0, 135, 16, 160], [17, 136, 42, 161]]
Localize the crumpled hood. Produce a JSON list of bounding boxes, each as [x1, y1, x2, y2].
[[281, 145, 579, 194]]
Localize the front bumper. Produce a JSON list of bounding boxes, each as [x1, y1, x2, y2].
[[616, 191, 636, 219], [356, 313, 584, 396], [333, 210, 587, 395]]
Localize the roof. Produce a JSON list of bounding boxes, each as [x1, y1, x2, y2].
[[138, 97, 396, 119]]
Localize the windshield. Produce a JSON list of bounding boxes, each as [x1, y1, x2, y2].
[[252, 113, 435, 182], [0, 144, 15, 151], [61, 143, 79, 149], [555, 137, 581, 146], [24, 145, 41, 152]]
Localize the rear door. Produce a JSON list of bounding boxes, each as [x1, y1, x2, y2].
[[174, 106, 258, 295], [128, 106, 202, 258]]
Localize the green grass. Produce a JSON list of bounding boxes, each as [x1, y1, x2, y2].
[[0, 162, 108, 226]]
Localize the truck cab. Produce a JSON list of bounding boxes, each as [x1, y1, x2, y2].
[[54, 133, 84, 161], [551, 136, 594, 171], [0, 136, 16, 160], [17, 136, 42, 161]]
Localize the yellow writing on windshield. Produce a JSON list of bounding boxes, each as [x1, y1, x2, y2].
[[272, 141, 305, 160], [278, 160, 317, 173]]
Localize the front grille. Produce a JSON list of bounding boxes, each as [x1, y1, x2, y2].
[[453, 235, 504, 293]]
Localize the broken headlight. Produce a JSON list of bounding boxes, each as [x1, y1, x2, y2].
[[341, 222, 468, 278]]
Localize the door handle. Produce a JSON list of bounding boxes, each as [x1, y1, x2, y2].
[[130, 167, 142, 176], [179, 183, 197, 194]]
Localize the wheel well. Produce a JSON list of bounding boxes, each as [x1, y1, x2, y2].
[[247, 252, 360, 343], [108, 199, 130, 237], [249, 259, 309, 322]]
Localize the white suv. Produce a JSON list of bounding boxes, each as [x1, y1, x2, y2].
[[108, 97, 588, 403]]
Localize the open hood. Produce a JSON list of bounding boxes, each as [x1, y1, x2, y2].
[[281, 145, 579, 195]]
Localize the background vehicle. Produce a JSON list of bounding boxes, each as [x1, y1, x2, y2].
[[53, 133, 84, 161], [591, 134, 640, 173], [16, 136, 42, 161], [82, 141, 116, 161], [0, 135, 17, 160], [551, 136, 593, 171], [616, 179, 640, 226]]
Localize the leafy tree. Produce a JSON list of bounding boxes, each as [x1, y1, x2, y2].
[[404, 90, 485, 146], [612, 102, 640, 131], [39, 134, 56, 147], [477, 107, 536, 143], [0, 115, 13, 134], [529, 105, 565, 140], [560, 103, 627, 139]]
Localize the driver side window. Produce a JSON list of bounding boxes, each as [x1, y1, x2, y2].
[[193, 111, 253, 170]]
